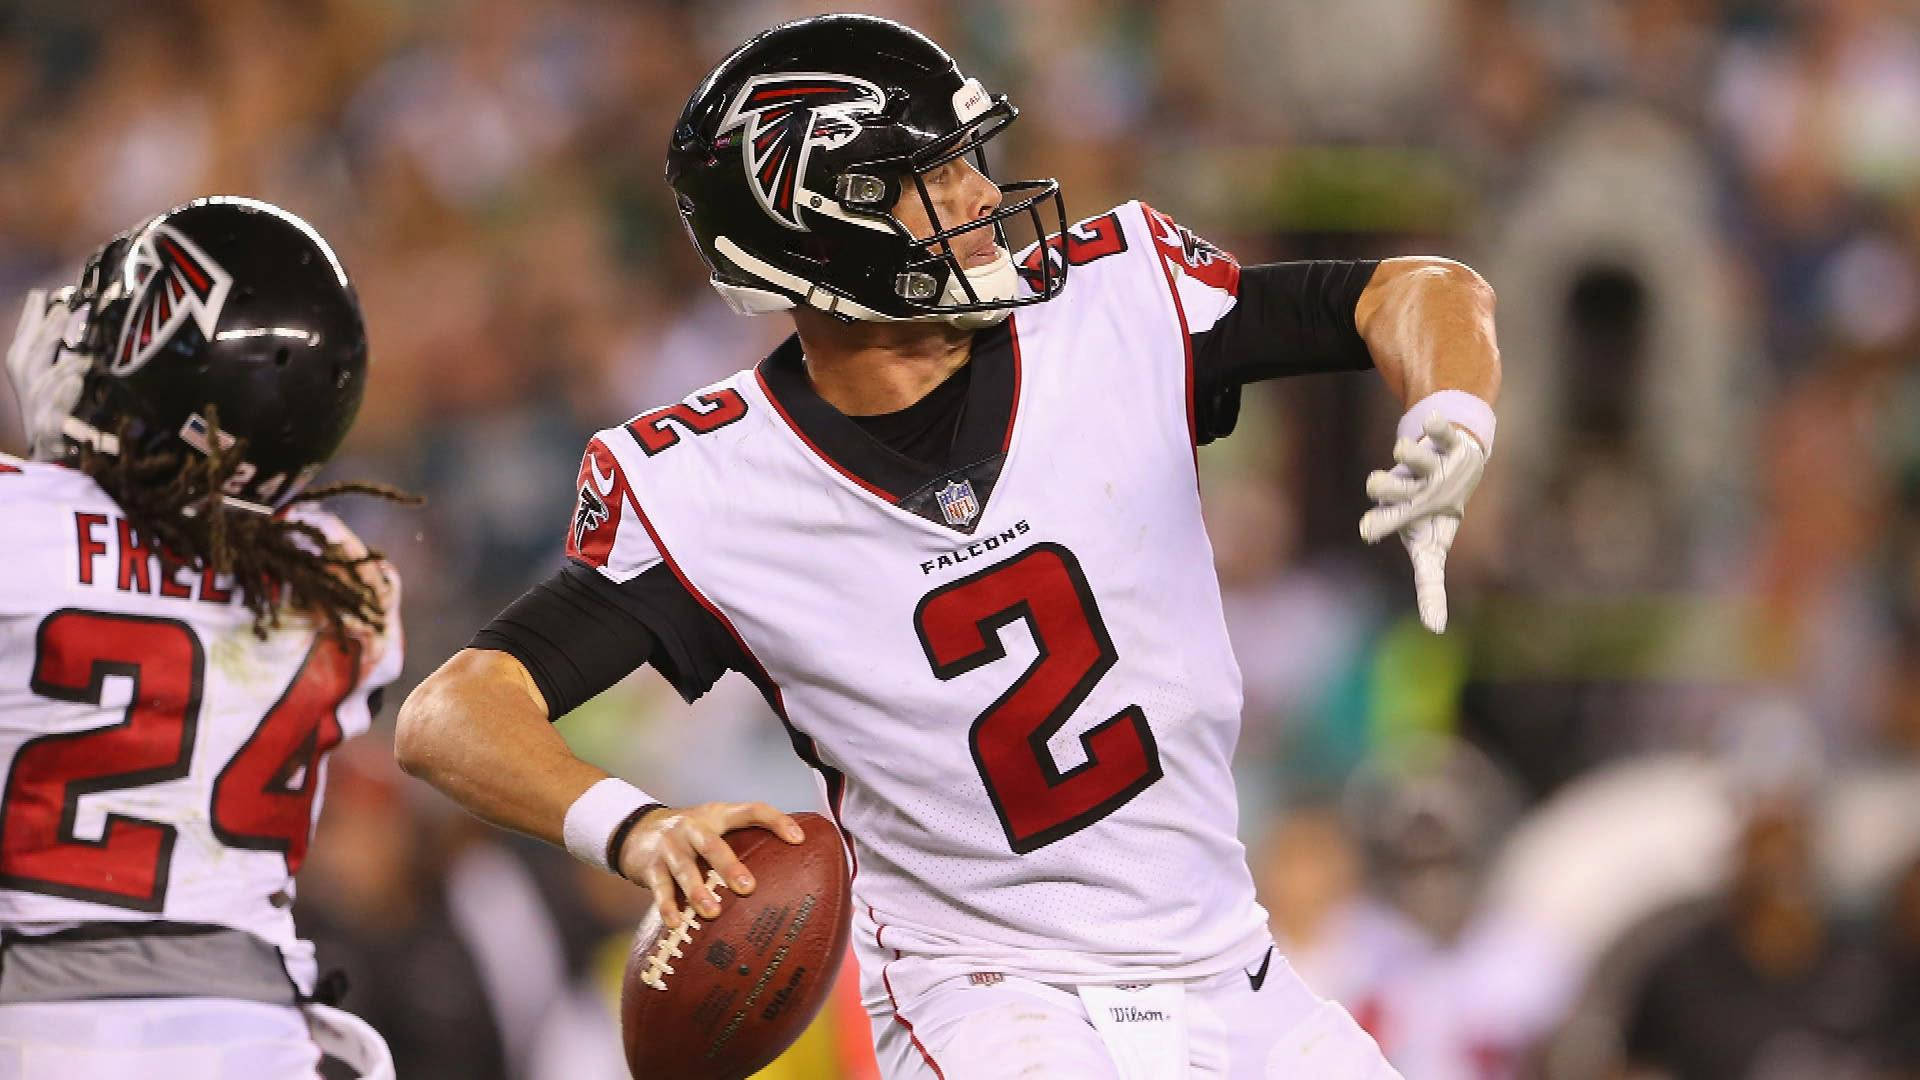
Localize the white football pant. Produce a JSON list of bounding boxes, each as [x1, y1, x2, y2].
[[0, 997, 394, 1080], [871, 948, 1401, 1080]]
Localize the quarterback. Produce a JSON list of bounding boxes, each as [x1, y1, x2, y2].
[[0, 198, 405, 1078], [399, 14, 1498, 1078]]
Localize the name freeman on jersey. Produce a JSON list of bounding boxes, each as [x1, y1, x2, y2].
[[72, 511, 242, 606], [920, 519, 1031, 576]]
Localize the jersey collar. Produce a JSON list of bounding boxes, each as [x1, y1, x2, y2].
[[754, 319, 1021, 528]]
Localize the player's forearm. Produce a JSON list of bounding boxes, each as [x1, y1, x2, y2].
[[1354, 257, 1501, 409], [394, 647, 609, 847]]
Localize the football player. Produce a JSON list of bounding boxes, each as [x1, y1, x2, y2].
[[398, 14, 1499, 1077], [0, 198, 407, 1079]]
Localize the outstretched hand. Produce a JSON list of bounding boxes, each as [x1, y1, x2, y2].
[[1358, 413, 1487, 634]]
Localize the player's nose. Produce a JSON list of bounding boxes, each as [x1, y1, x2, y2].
[[958, 157, 1001, 221]]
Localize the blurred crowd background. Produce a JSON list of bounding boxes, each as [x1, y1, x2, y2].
[[3, 0, 1918, 1077]]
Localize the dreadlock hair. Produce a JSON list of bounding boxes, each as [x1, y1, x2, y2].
[[77, 407, 421, 639]]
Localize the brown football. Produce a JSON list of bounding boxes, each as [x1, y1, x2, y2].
[[619, 811, 852, 1080]]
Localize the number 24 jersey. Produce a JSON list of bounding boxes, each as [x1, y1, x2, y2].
[[570, 201, 1267, 983], [0, 457, 402, 995]]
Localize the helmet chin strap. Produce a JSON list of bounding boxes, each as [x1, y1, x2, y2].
[[709, 235, 1022, 328], [61, 416, 119, 457], [937, 250, 1018, 330]]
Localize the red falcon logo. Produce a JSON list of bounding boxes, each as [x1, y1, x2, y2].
[[718, 73, 887, 231], [109, 223, 234, 376], [1143, 204, 1240, 296], [566, 437, 630, 569]]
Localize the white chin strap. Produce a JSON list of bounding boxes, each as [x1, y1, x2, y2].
[[938, 251, 1018, 330], [710, 235, 1020, 328]]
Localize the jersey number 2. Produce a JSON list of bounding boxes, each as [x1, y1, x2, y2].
[[0, 609, 356, 911], [914, 543, 1162, 854], [627, 390, 749, 456]]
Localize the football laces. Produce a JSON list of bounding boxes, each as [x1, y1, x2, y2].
[[639, 868, 729, 992]]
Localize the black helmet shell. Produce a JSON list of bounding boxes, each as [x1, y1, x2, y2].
[[68, 196, 368, 510], [667, 13, 1067, 321]]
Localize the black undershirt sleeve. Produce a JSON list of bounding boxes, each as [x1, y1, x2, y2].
[[470, 560, 745, 717], [1190, 259, 1380, 442]]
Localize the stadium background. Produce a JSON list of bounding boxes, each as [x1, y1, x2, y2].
[[1, 0, 1917, 1076]]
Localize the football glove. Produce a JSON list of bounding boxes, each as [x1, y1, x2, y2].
[[1359, 412, 1487, 634], [6, 288, 92, 460]]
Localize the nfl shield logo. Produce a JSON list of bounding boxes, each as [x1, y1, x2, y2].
[[935, 478, 980, 526]]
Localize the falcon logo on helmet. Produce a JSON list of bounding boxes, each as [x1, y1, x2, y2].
[[109, 223, 234, 377], [667, 15, 1069, 323], [717, 73, 887, 231]]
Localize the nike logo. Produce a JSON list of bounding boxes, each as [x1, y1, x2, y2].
[[1246, 947, 1273, 993], [587, 453, 618, 498]]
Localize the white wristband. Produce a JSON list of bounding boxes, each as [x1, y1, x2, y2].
[[562, 778, 657, 874], [1397, 390, 1496, 457]]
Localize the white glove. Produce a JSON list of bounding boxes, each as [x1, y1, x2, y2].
[[1359, 412, 1487, 634], [6, 287, 92, 460]]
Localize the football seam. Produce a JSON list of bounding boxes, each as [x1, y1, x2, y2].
[[639, 868, 728, 991]]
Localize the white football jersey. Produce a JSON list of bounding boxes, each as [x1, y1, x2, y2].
[[571, 201, 1267, 986], [0, 456, 402, 994]]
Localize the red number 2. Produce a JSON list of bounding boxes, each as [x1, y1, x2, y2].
[[0, 610, 358, 910], [914, 543, 1162, 854], [626, 389, 749, 456], [1017, 211, 1128, 288], [0, 611, 203, 910]]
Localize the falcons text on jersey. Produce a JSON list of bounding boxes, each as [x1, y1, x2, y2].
[[562, 203, 1271, 1005]]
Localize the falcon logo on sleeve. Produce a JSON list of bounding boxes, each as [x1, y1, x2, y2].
[[109, 224, 234, 376], [567, 438, 630, 568], [574, 486, 610, 550], [1143, 204, 1240, 295], [717, 73, 887, 230]]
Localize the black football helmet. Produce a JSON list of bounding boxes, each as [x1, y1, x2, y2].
[[55, 196, 369, 512], [667, 13, 1068, 327]]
